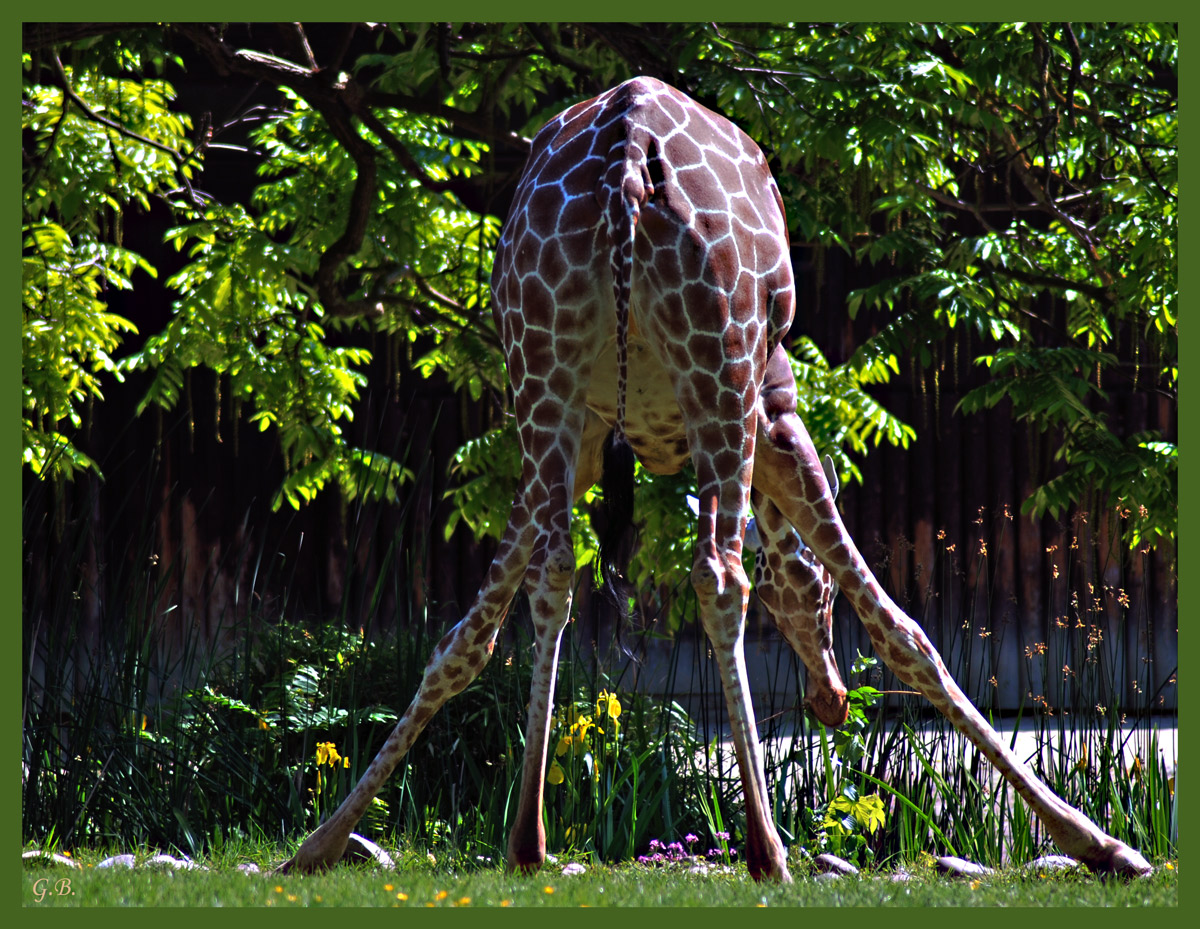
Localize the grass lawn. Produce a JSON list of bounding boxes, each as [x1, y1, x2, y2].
[[22, 848, 1178, 907]]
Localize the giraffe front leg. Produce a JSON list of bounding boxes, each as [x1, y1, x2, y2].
[[750, 470, 848, 728], [752, 378, 1152, 878], [277, 609, 508, 874]]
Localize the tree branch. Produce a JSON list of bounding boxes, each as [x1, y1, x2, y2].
[[990, 264, 1111, 303], [48, 55, 201, 207], [353, 106, 492, 214]]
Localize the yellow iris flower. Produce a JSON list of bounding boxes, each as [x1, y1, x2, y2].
[[596, 690, 622, 718]]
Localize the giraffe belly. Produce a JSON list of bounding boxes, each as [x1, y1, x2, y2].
[[586, 337, 692, 474]]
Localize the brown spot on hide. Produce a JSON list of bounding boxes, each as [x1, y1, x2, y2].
[[523, 330, 554, 371], [687, 333, 723, 371], [677, 163, 724, 212], [530, 398, 562, 430], [547, 366, 575, 400]]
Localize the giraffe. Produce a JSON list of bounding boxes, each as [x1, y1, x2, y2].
[[278, 76, 1152, 880]]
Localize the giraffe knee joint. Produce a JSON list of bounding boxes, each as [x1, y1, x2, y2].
[[690, 555, 749, 602], [690, 558, 721, 599], [527, 542, 575, 591]]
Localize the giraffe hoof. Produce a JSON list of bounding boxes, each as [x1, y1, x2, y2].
[[505, 851, 546, 875], [1102, 843, 1154, 879], [803, 689, 850, 728], [275, 831, 351, 875]]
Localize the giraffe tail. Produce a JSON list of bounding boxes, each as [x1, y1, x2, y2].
[[595, 125, 656, 609]]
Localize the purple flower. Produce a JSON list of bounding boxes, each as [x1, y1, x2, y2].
[[684, 833, 698, 845], [715, 831, 730, 841]]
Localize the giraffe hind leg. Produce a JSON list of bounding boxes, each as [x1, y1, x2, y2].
[[275, 503, 536, 874], [504, 519, 577, 872], [682, 396, 790, 881]]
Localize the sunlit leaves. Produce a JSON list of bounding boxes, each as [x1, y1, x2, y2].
[[705, 22, 1175, 550], [443, 421, 522, 543], [22, 24, 1175, 555], [791, 338, 916, 487], [22, 61, 189, 481]]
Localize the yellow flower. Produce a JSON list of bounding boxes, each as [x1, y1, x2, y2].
[[597, 690, 622, 719], [384, 884, 394, 892], [547, 760, 565, 785], [544, 886, 555, 894], [556, 736, 572, 757], [571, 715, 594, 742], [316, 741, 342, 767], [397, 892, 408, 901]]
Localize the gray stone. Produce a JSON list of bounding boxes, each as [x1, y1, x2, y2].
[[814, 852, 859, 875], [341, 833, 395, 869], [936, 855, 993, 877], [146, 854, 205, 870], [97, 854, 137, 869], [22, 850, 80, 868], [1025, 855, 1082, 872]]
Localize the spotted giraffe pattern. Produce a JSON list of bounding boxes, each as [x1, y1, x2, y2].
[[278, 77, 1152, 881], [750, 453, 848, 727]]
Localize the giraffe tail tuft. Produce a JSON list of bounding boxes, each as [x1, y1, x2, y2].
[[596, 429, 636, 612]]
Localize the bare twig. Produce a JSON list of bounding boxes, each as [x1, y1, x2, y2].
[[289, 23, 318, 72]]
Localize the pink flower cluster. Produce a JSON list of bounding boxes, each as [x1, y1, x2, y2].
[[636, 832, 737, 866]]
